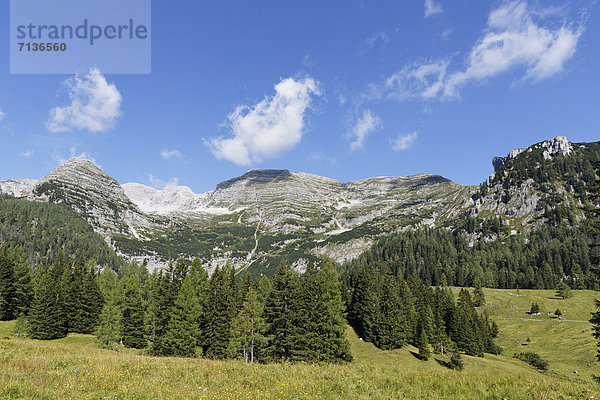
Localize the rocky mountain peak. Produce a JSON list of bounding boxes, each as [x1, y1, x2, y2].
[[541, 136, 572, 159], [492, 136, 572, 172], [215, 169, 293, 190]]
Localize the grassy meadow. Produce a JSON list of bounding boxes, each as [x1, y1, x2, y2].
[[1, 288, 599, 399]]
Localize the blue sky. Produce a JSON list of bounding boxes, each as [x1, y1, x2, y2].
[[1, 0, 599, 193]]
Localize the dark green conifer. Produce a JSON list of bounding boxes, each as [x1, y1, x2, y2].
[[416, 326, 430, 361], [230, 287, 266, 362], [263, 261, 299, 362], [165, 274, 201, 356], [96, 287, 122, 349], [0, 247, 16, 320], [204, 264, 238, 359], [472, 277, 485, 307], [29, 254, 68, 339], [121, 274, 146, 349]]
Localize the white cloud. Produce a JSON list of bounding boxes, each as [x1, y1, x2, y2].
[[47, 67, 122, 133], [52, 147, 96, 165], [348, 110, 382, 151], [19, 150, 33, 158], [392, 132, 418, 151], [444, 1, 582, 97], [425, 0, 443, 18], [207, 77, 321, 166], [376, 1, 583, 101], [148, 174, 179, 189], [361, 31, 390, 52], [441, 28, 453, 41], [381, 59, 451, 101], [0, 109, 5, 121], [160, 149, 183, 159]]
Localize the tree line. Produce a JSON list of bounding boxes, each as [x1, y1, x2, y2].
[[344, 224, 596, 291], [1, 250, 352, 364], [346, 264, 499, 365], [0, 194, 122, 272]]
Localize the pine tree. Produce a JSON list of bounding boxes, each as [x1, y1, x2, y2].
[[96, 287, 122, 349], [556, 282, 573, 299], [70, 257, 103, 334], [588, 162, 600, 365], [555, 308, 562, 318], [148, 265, 178, 355], [0, 247, 16, 320], [310, 259, 352, 362], [59, 258, 76, 333], [417, 326, 430, 361], [230, 287, 267, 362], [8, 246, 33, 317], [258, 275, 272, 304], [28, 254, 68, 339], [376, 275, 409, 350], [165, 273, 201, 357], [204, 264, 238, 359], [349, 264, 380, 343], [529, 302, 540, 314], [472, 277, 485, 307], [120, 274, 146, 349], [449, 341, 464, 370], [188, 258, 210, 349], [263, 261, 299, 362]]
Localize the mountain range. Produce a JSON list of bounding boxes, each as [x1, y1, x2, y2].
[[0, 136, 597, 276]]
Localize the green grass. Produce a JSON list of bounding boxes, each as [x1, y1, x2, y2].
[[480, 288, 599, 382], [1, 289, 599, 399]]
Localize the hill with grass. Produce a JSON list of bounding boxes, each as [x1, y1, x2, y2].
[[0, 288, 598, 399]]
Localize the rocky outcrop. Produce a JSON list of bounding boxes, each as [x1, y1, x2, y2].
[[541, 136, 572, 159], [492, 136, 572, 172]]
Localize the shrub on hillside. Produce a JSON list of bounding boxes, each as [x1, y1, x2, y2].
[[513, 352, 549, 371]]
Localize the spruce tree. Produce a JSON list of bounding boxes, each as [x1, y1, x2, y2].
[[8, 246, 33, 317], [307, 259, 352, 362], [28, 254, 68, 339], [59, 258, 76, 333], [121, 274, 147, 349], [263, 261, 299, 362], [165, 274, 201, 356], [188, 258, 210, 348], [230, 287, 266, 362], [148, 265, 178, 355], [472, 277, 485, 307], [449, 341, 464, 370], [96, 287, 122, 349], [588, 162, 600, 365], [258, 275, 272, 304], [556, 282, 573, 299], [349, 264, 380, 343], [376, 275, 409, 350], [70, 257, 103, 334], [417, 326, 430, 361], [0, 247, 16, 320], [204, 264, 238, 359]]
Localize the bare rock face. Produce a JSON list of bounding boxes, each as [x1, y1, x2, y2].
[[541, 136, 572, 160], [0, 158, 151, 238], [2, 160, 472, 271], [0, 135, 584, 273], [493, 136, 572, 172], [493, 148, 526, 172]]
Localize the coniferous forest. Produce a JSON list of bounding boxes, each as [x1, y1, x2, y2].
[[0, 250, 353, 364], [0, 238, 505, 365]]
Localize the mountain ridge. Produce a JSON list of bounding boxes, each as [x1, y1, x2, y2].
[[0, 135, 597, 276]]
